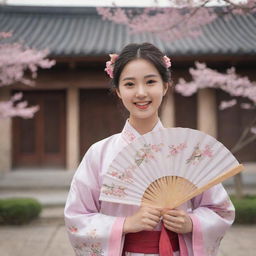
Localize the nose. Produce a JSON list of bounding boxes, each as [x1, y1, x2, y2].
[[135, 84, 147, 98]]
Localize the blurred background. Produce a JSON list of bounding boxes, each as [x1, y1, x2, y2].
[[0, 0, 255, 255]]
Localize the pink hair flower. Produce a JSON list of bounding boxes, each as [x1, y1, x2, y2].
[[163, 55, 171, 68], [104, 53, 119, 78], [110, 53, 119, 63], [105, 60, 114, 78]]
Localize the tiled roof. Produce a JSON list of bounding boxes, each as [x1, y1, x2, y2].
[[0, 5, 256, 57]]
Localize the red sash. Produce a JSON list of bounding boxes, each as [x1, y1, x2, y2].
[[123, 226, 179, 255]]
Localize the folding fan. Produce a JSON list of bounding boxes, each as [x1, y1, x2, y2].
[[99, 128, 244, 209]]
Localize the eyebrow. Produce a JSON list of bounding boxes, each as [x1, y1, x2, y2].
[[122, 74, 158, 81]]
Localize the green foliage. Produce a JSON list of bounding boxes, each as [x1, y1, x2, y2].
[[0, 198, 42, 225], [231, 195, 256, 224]]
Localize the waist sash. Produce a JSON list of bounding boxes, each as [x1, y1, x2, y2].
[[123, 226, 179, 255]]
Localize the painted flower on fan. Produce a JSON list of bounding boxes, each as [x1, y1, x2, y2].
[[102, 184, 127, 197], [104, 53, 119, 78], [202, 145, 214, 157], [163, 55, 171, 68], [140, 147, 155, 159], [135, 144, 163, 166], [121, 170, 134, 183], [110, 169, 134, 183], [144, 152, 154, 160], [108, 170, 119, 177], [151, 143, 164, 152], [108, 165, 136, 183], [186, 144, 213, 165], [186, 144, 203, 164], [168, 142, 187, 156]]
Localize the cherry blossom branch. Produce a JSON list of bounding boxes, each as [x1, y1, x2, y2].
[[97, 0, 256, 41], [225, 0, 256, 13], [0, 32, 55, 119], [231, 116, 256, 153], [175, 62, 256, 104], [0, 92, 39, 119], [232, 134, 256, 153], [233, 121, 254, 149], [146, 4, 215, 35], [175, 61, 256, 154], [0, 43, 55, 87]]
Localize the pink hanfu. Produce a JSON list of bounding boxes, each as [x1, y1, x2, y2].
[[64, 119, 235, 256]]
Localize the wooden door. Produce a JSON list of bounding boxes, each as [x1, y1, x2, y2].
[[80, 89, 126, 158], [174, 92, 197, 129], [12, 90, 66, 168], [217, 90, 256, 162]]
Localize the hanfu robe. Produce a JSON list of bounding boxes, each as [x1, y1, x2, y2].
[[64, 119, 235, 256]]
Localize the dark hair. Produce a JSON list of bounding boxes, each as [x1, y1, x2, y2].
[[112, 42, 171, 88]]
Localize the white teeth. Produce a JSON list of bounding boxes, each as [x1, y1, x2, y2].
[[136, 102, 150, 106]]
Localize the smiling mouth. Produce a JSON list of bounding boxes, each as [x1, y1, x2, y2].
[[134, 101, 152, 109]]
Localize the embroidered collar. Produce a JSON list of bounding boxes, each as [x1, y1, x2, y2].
[[121, 119, 164, 144]]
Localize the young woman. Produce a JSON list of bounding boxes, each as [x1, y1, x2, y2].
[[64, 43, 235, 256]]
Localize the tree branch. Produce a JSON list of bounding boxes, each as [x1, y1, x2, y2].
[[231, 115, 256, 153]]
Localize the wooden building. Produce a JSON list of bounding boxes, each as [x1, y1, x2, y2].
[[0, 5, 256, 172]]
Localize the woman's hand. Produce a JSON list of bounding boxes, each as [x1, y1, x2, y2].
[[162, 209, 193, 234], [123, 206, 162, 234]]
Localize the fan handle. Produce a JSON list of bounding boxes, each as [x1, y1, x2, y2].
[[170, 164, 245, 209]]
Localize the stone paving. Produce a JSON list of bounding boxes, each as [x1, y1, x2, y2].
[[0, 221, 73, 256], [219, 225, 256, 256]]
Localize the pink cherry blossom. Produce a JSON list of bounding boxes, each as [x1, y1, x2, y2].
[[0, 32, 55, 119], [251, 127, 256, 135], [0, 92, 39, 119], [240, 103, 255, 110], [202, 145, 213, 157], [176, 62, 256, 106], [219, 99, 237, 110], [175, 61, 256, 159], [0, 32, 12, 38], [97, 1, 256, 42], [0, 42, 55, 86]]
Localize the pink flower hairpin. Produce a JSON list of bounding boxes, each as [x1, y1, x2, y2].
[[104, 53, 119, 78], [163, 55, 171, 68]]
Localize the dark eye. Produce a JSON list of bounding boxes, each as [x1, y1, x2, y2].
[[147, 80, 156, 84], [124, 82, 134, 87]]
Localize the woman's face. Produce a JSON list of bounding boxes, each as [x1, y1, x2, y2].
[[116, 58, 168, 123]]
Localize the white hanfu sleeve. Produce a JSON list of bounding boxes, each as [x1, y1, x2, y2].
[[179, 184, 235, 256], [64, 145, 125, 256]]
